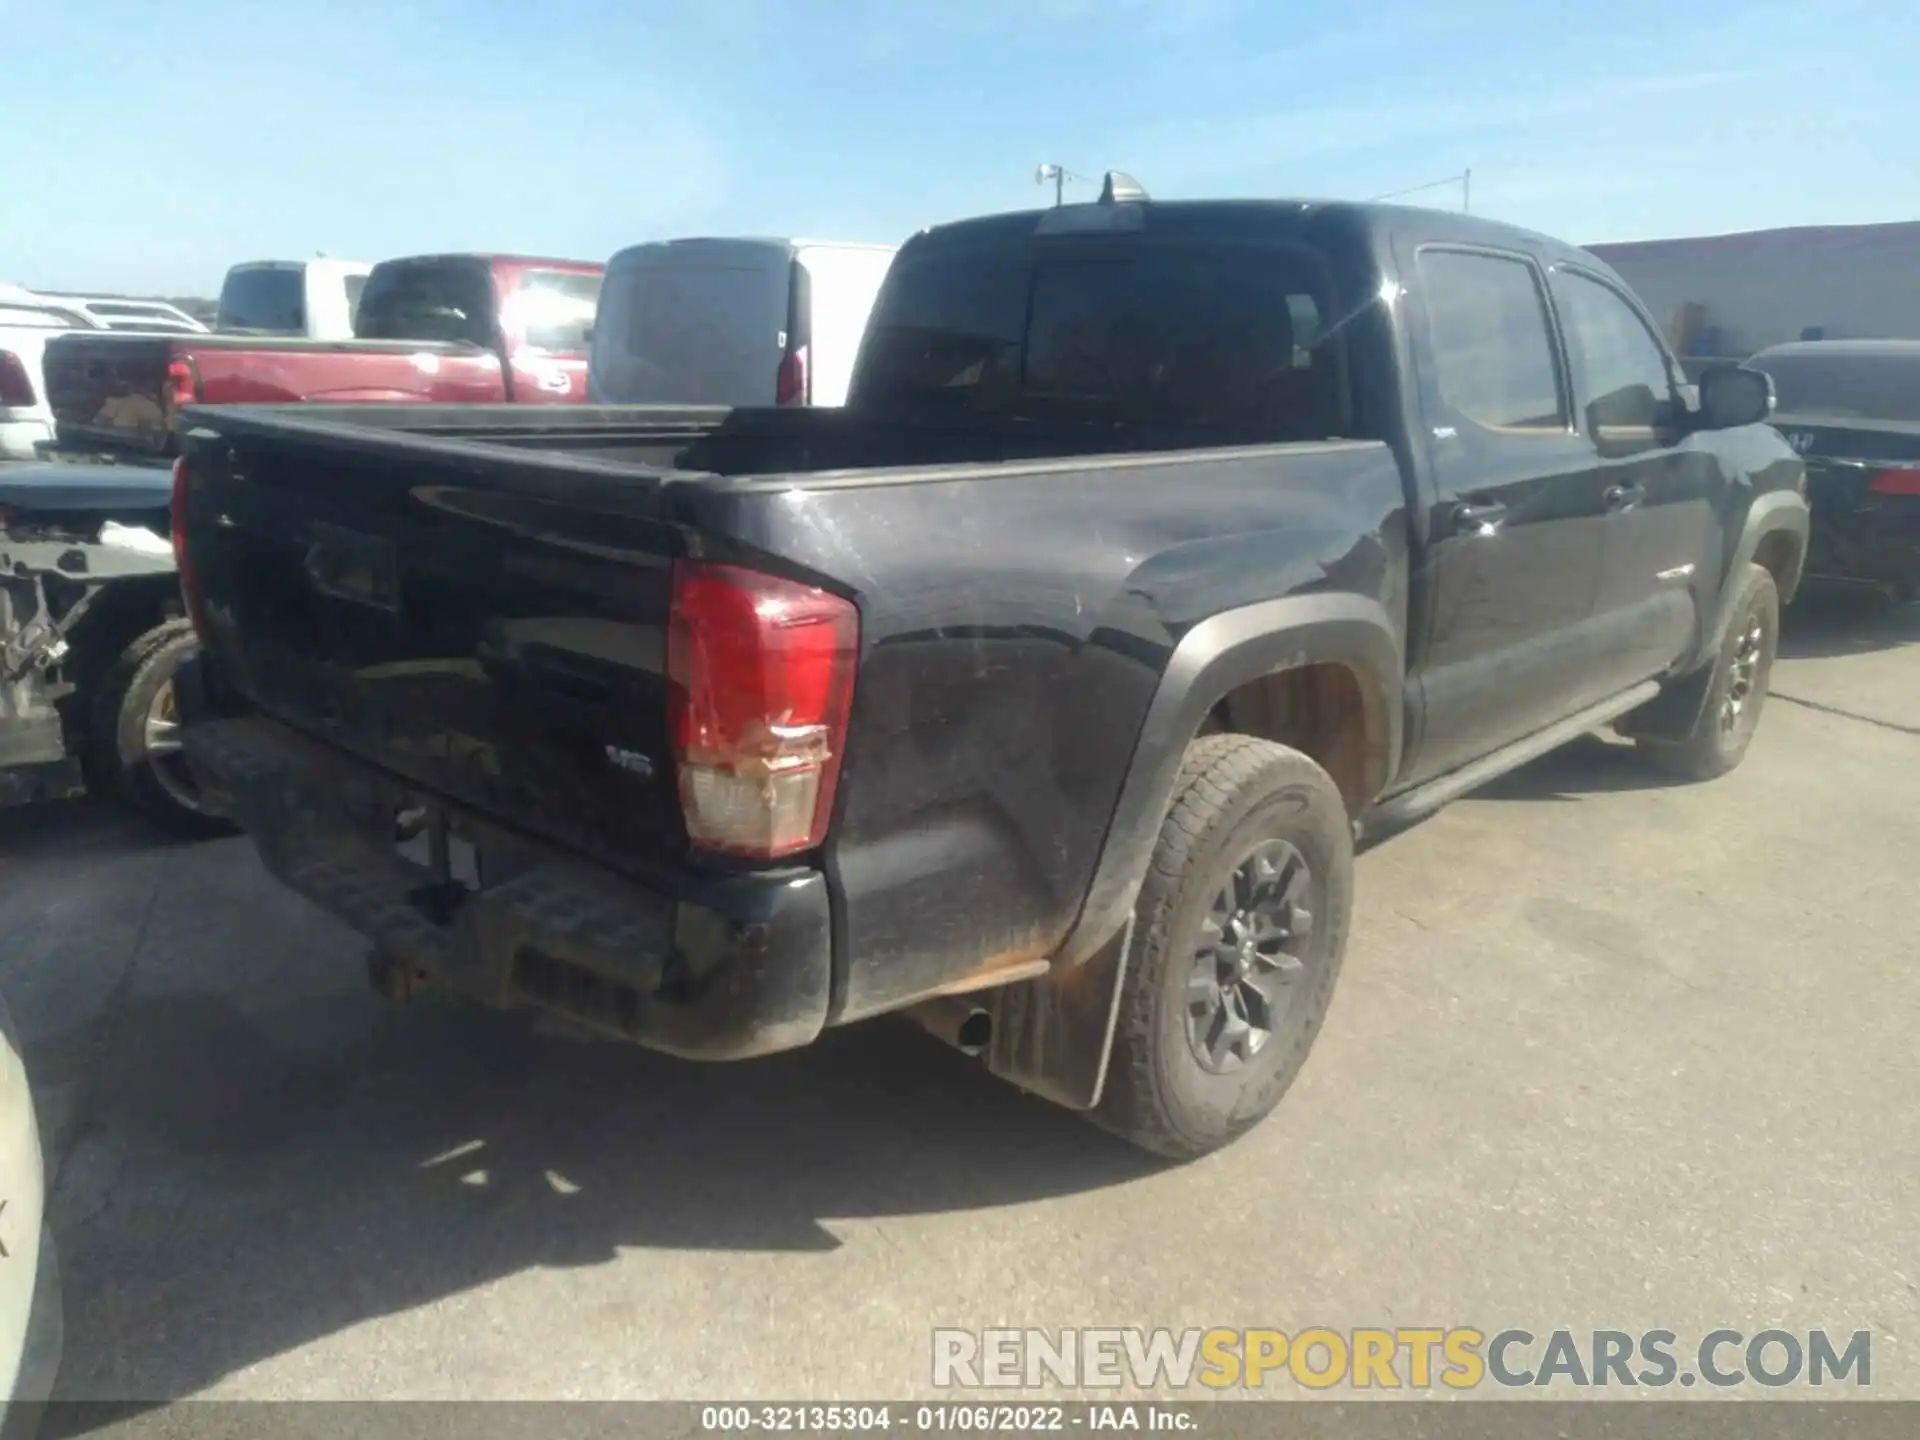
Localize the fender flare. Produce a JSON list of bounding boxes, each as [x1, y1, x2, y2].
[[1627, 491, 1810, 742], [1695, 490, 1809, 673], [1053, 591, 1404, 971]]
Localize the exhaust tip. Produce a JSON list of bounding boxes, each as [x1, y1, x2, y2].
[[906, 996, 995, 1058], [954, 1008, 992, 1057]]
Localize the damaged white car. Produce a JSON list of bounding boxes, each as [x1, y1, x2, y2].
[[1, 462, 228, 833]]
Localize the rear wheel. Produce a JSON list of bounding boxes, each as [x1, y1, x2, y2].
[[90, 619, 233, 838], [1638, 564, 1779, 781], [1093, 734, 1353, 1160]]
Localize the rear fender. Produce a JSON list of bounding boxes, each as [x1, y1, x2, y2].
[[980, 592, 1403, 1111], [1054, 591, 1401, 973]]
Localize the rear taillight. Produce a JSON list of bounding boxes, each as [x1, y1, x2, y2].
[[1868, 466, 1920, 497], [667, 559, 858, 859], [0, 350, 35, 407], [170, 456, 210, 639], [164, 357, 199, 415], [775, 345, 810, 407]]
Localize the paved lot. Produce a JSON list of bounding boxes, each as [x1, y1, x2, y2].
[[4, 593, 1917, 1403]]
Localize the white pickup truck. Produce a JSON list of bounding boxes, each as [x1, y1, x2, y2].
[[215, 257, 374, 340]]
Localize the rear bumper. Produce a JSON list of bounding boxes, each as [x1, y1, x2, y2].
[[1806, 507, 1920, 592], [174, 654, 833, 1061]]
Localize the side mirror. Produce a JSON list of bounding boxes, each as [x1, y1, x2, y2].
[[1697, 364, 1774, 430], [1587, 383, 1670, 458]]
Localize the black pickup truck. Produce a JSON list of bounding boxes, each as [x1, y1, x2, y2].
[[169, 189, 1808, 1157]]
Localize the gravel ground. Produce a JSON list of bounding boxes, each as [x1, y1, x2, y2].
[[3, 591, 1915, 1406]]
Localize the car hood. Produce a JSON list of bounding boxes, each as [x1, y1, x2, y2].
[[0, 462, 173, 513]]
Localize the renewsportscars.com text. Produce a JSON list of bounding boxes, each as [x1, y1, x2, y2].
[[932, 1327, 1872, 1391]]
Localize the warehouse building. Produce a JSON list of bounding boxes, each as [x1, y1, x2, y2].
[[1586, 220, 1920, 365]]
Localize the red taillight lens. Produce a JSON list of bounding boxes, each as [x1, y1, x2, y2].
[[170, 455, 210, 639], [775, 345, 809, 407], [164, 357, 198, 415], [667, 560, 858, 858], [1868, 466, 1920, 497], [0, 350, 35, 407]]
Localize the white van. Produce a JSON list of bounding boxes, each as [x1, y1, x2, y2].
[[589, 238, 897, 407], [216, 258, 374, 340]]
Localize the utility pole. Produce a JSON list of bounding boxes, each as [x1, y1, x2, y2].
[[1035, 163, 1076, 207]]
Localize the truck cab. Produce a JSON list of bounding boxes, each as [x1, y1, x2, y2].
[[216, 259, 375, 341]]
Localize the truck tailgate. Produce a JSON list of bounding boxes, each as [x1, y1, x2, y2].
[[182, 423, 696, 874], [41, 333, 179, 457]]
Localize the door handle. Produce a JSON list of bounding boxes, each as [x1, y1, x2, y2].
[[1604, 482, 1646, 511], [1450, 499, 1507, 533]]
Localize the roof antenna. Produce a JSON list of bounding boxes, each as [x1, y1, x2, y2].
[[1099, 171, 1149, 204]]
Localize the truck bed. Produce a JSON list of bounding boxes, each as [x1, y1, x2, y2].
[[177, 402, 1406, 1021], [181, 399, 1354, 479], [42, 334, 506, 460]]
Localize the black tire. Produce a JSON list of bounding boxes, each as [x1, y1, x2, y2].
[[89, 619, 233, 838], [1093, 734, 1354, 1160], [1638, 564, 1780, 782]]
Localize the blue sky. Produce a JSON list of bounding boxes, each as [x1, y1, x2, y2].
[[3, 0, 1915, 295]]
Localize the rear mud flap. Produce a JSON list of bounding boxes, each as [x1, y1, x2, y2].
[[982, 917, 1132, 1112]]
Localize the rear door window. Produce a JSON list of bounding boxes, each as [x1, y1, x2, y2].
[[515, 269, 603, 353], [1416, 249, 1567, 431]]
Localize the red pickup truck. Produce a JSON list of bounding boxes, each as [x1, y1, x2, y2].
[[42, 253, 603, 461]]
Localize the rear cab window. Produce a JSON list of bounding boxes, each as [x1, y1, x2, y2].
[[218, 269, 307, 334], [852, 229, 1348, 438], [354, 258, 498, 346], [1752, 349, 1920, 423]]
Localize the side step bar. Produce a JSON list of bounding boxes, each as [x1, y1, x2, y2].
[[1360, 680, 1661, 844]]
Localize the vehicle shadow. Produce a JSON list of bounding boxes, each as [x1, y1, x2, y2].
[[1468, 733, 1684, 804], [27, 860, 1161, 1409], [1780, 588, 1920, 659], [0, 796, 208, 863]]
